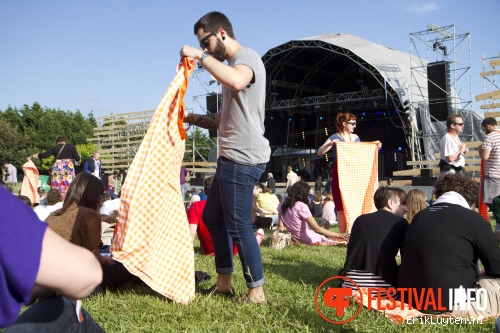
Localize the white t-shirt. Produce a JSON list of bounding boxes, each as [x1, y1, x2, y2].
[[34, 202, 63, 221], [439, 133, 465, 168], [100, 198, 121, 216]]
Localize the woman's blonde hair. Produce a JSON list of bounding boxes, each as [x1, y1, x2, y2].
[[323, 194, 333, 207], [405, 189, 427, 223]]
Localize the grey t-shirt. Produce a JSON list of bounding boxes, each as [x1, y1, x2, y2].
[[219, 48, 270, 165]]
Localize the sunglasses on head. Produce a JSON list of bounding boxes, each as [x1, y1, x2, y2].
[[347, 121, 356, 126], [199, 29, 218, 48]]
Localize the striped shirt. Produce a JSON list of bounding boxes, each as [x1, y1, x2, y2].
[[343, 269, 400, 299], [483, 131, 500, 178]]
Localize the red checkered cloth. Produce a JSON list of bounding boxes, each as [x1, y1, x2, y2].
[[111, 58, 195, 304], [336, 142, 378, 233]]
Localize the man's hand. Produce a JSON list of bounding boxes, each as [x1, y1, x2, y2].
[[180, 46, 203, 60]]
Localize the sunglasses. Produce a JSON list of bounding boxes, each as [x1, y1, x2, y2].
[[454, 123, 464, 126], [347, 121, 357, 126], [199, 30, 218, 48]]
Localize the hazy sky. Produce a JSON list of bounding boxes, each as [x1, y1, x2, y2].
[[1, 0, 498, 119]]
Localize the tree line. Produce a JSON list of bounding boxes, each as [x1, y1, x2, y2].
[[0, 102, 97, 174]]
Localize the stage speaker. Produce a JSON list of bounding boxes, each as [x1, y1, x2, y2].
[[427, 61, 452, 121], [206, 93, 222, 138], [189, 177, 204, 186], [411, 177, 437, 186], [420, 169, 433, 177]]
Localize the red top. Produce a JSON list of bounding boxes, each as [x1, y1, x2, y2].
[[187, 200, 238, 256]]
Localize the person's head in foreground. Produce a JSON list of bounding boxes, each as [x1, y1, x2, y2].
[[374, 186, 407, 217]]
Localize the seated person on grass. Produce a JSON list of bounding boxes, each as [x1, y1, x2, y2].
[[0, 187, 104, 332], [342, 186, 408, 298], [398, 174, 500, 317], [34, 188, 63, 221], [277, 181, 348, 246], [187, 176, 237, 256]]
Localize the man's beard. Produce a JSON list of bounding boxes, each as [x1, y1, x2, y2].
[[212, 37, 226, 62]]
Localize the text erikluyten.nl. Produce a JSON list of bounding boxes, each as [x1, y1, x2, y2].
[[405, 316, 483, 326]]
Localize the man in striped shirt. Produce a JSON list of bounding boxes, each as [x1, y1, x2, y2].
[[478, 117, 500, 240], [342, 187, 408, 298]]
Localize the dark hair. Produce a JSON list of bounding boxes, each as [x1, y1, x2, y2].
[[56, 136, 68, 144], [281, 181, 310, 214], [254, 182, 265, 191], [434, 174, 479, 207], [18, 195, 32, 207], [262, 186, 272, 194], [204, 176, 213, 195], [194, 12, 235, 39], [276, 193, 283, 202], [482, 117, 497, 127], [373, 186, 398, 210], [57, 173, 103, 214], [335, 112, 357, 133], [46, 188, 62, 205], [392, 187, 407, 206], [446, 114, 462, 130]]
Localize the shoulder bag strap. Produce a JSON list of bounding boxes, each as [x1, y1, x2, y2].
[[55, 143, 66, 160]]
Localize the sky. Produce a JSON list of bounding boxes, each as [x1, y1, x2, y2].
[[1, 0, 499, 120]]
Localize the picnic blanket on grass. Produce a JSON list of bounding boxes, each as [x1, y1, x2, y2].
[[110, 57, 196, 305], [336, 142, 378, 233]]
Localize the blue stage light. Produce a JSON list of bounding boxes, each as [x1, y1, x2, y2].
[[398, 147, 402, 151]]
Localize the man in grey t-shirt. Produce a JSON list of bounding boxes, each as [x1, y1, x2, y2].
[[181, 11, 269, 304]]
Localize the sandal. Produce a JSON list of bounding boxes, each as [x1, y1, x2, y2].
[[199, 284, 236, 297], [237, 294, 268, 304], [194, 271, 211, 285]]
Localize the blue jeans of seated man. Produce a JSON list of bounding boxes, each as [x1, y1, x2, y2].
[[202, 157, 266, 288]]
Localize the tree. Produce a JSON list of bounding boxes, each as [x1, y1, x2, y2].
[[0, 119, 29, 169], [183, 128, 214, 162], [0, 102, 98, 173]]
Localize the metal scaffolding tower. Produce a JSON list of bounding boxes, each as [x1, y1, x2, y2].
[[409, 23, 473, 161]]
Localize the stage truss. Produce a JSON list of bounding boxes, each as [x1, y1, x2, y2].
[[409, 23, 474, 162]]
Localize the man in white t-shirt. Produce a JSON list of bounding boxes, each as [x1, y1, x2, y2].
[[439, 114, 468, 174], [286, 166, 298, 191], [34, 188, 63, 221]]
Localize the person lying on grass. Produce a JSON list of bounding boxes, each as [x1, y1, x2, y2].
[[277, 181, 349, 246]]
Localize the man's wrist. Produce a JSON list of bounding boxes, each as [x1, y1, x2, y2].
[[199, 51, 210, 63]]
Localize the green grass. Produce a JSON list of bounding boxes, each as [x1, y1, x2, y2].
[[81, 221, 497, 333]]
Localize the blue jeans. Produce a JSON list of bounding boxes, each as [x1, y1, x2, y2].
[[4, 295, 104, 333], [202, 157, 266, 288]]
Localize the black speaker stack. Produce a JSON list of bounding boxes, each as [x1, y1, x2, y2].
[[427, 61, 452, 122]]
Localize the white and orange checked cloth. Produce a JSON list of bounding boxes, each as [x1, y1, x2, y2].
[[111, 57, 196, 305], [20, 160, 40, 205], [336, 142, 378, 233]]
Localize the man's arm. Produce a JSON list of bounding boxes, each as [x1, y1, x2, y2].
[[180, 46, 253, 91], [35, 228, 102, 300], [184, 113, 221, 130], [478, 144, 491, 160]]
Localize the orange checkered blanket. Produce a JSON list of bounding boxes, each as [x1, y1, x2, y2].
[[20, 160, 39, 205], [336, 142, 378, 233], [111, 58, 195, 304]]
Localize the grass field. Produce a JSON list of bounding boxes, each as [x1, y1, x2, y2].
[[82, 224, 497, 333]]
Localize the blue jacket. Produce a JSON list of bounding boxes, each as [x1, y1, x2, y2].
[[83, 157, 102, 176]]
